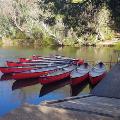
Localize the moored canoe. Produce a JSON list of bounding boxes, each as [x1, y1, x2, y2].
[[71, 63, 90, 86], [40, 78, 70, 97], [19, 55, 84, 65], [89, 62, 107, 85], [6, 61, 56, 67], [0, 66, 39, 73], [6, 60, 71, 67], [39, 65, 76, 85], [0, 63, 60, 73], [12, 65, 69, 80]]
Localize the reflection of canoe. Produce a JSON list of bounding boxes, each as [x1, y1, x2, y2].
[[0, 73, 13, 80], [12, 65, 69, 80], [71, 63, 90, 86], [39, 78, 70, 97], [12, 78, 39, 90], [70, 80, 89, 96], [89, 62, 107, 85], [39, 65, 76, 85]]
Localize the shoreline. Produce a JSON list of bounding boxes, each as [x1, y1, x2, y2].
[[0, 38, 120, 48]]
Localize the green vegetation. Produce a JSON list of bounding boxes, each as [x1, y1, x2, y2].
[[0, 0, 120, 47], [114, 42, 120, 50], [0, 40, 3, 46]]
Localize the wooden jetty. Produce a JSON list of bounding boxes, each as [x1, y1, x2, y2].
[[1, 63, 120, 120], [40, 95, 120, 120]]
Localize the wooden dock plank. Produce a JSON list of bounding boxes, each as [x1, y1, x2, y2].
[[91, 64, 120, 98], [0, 101, 115, 120], [44, 96, 120, 118]]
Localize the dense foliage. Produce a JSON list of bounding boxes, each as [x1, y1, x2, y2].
[[0, 0, 120, 46]]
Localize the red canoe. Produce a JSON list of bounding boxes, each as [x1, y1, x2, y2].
[[70, 63, 90, 86], [19, 56, 71, 62], [19, 57, 84, 66], [89, 62, 107, 86], [7, 61, 30, 67], [19, 55, 73, 62], [19, 58, 32, 63], [39, 65, 76, 85], [0, 66, 44, 74], [33, 55, 84, 65], [40, 78, 70, 97], [32, 55, 56, 60], [19, 57, 75, 65], [32, 55, 74, 61], [6, 61, 55, 67], [21, 59, 72, 64], [12, 65, 69, 80], [0, 67, 36, 73]]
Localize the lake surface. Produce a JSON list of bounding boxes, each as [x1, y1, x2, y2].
[[0, 46, 117, 116]]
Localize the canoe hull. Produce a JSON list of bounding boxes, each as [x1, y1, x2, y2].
[[71, 73, 89, 86], [12, 69, 56, 80], [7, 61, 30, 67], [89, 72, 106, 85], [39, 72, 70, 85], [0, 67, 34, 73], [19, 58, 31, 63], [7, 61, 54, 67], [31, 56, 84, 65]]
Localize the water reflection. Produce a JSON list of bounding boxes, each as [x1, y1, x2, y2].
[[0, 80, 21, 116], [70, 81, 89, 96], [0, 74, 13, 81], [12, 78, 40, 90]]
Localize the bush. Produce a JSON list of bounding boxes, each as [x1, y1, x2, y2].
[[114, 42, 120, 50], [42, 36, 55, 46], [0, 40, 3, 46], [63, 38, 77, 46]]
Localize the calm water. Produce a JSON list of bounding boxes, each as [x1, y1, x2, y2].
[[0, 46, 117, 116]]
